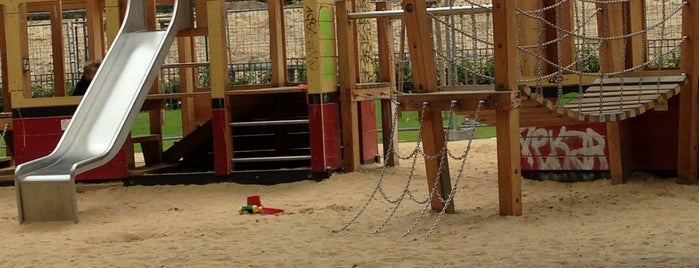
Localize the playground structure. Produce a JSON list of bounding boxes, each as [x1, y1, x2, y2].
[[0, 0, 696, 223]]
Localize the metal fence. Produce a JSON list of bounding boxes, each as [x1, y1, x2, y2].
[[2, 2, 687, 99]]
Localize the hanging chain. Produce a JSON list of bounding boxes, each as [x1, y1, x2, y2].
[[424, 100, 485, 239], [372, 102, 433, 234]]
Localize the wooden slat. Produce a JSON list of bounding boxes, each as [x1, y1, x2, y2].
[[225, 86, 304, 95], [591, 75, 686, 85], [584, 83, 679, 92], [147, 92, 210, 100], [565, 97, 660, 109], [438, 84, 494, 92]]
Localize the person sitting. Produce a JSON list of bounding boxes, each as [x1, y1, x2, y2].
[[72, 61, 101, 96]]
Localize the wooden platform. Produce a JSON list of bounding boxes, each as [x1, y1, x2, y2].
[[466, 93, 586, 127], [533, 75, 686, 122]]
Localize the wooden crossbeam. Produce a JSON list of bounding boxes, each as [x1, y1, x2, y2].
[[396, 91, 519, 112]]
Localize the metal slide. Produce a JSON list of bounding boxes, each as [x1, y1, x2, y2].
[[14, 0, 192, 223]]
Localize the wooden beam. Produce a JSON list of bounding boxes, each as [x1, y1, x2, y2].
[[0, 5, 11, 112], [6, 4, 32, 106], [105, 0, 122, 46], [146, 0, 157, 31], [397, 91, 518, 112], [377, 1, 397, 166], [356, 0, 374, 82], [598, 1, 628, 184], [492, 0, 522, 216], [627, 0, 646, 67], [678, 1, 699, 184], [195, 0, 208, 28], [207, 0, 232, 174], [402, 0, 437, 93], [402, 0, 453, 213], [178, 36, 198, 135], [517, 0, 543, 77], [86, 0, 106, 60], [336, 0, 361, 172], [268, 0, 287, 86], [207, 0, 229, 100], [46, 2, 66, 97]]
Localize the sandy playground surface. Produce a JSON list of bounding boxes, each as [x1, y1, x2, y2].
[[2, 139, 699, 267]]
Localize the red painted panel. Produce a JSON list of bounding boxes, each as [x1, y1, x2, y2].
[[624, 97, 679, 171], [308, 103, 341, 172], [13, 116, 127, 181], [358, 100, 379, 163], [212, 108, 231, 176], [520, 123, 609, 171]]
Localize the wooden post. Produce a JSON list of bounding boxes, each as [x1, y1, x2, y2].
[[6, 4, 31, 102], [492, 0, 522, 216], [597, 1, 628, 184], [207, 0, 232, 175], [627, 0, 646, 67], [678, 0, 699, 184], [518, 0, 543, 78], [356, 0, 374, 82], [48, 2, 66, 97], [542, 0, 574, 73], [402, 0, 453, 213], [195, 0, 208, 28], [178, 36, 198, 135], [105, 0, 123, 46], [376, 1, 398, 167], [86, 0, 106, 60], [0, 5, 11, 112], [336, 0, 360, 172], [268, 0, 287, 86]]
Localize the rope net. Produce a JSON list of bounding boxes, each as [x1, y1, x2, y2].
[[516, 0, 686, 121]]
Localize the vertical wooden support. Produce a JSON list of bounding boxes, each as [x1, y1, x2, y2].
[[517, 0, 543, 77], [105, 0, 123, 46], [356, 0, 374, 82], [195, 0, 208, 28], [145, 0, 157, 31], [48, 2, 66, 97], [376, 1, 398, 167], [6, 4, 31, 102], [402, 0, 453, 213], [0, 5, 12, 112], [627, 0, 646, 67], [268, 0, 287, 86], [542, 0, 574, 73], [492, 0, 522, 216], [598, 2, 627, 184], [86, 0, 106, 60], [207, 0, 232, 175], [678, 1, 699, 184], [178, 36, 198, 135], [336, 0, 360, 172]]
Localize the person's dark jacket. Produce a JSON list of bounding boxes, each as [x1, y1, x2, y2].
[[73, 75, 91, 96]]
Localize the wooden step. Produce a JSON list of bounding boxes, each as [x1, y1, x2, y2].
[[230, 119, 309, 127], [232, 155, 311, 163]]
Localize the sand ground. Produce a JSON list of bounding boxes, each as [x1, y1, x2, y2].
[[2, 139, 699, 267]]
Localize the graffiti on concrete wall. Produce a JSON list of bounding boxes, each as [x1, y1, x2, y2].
[[520, 124, 609, 171]]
